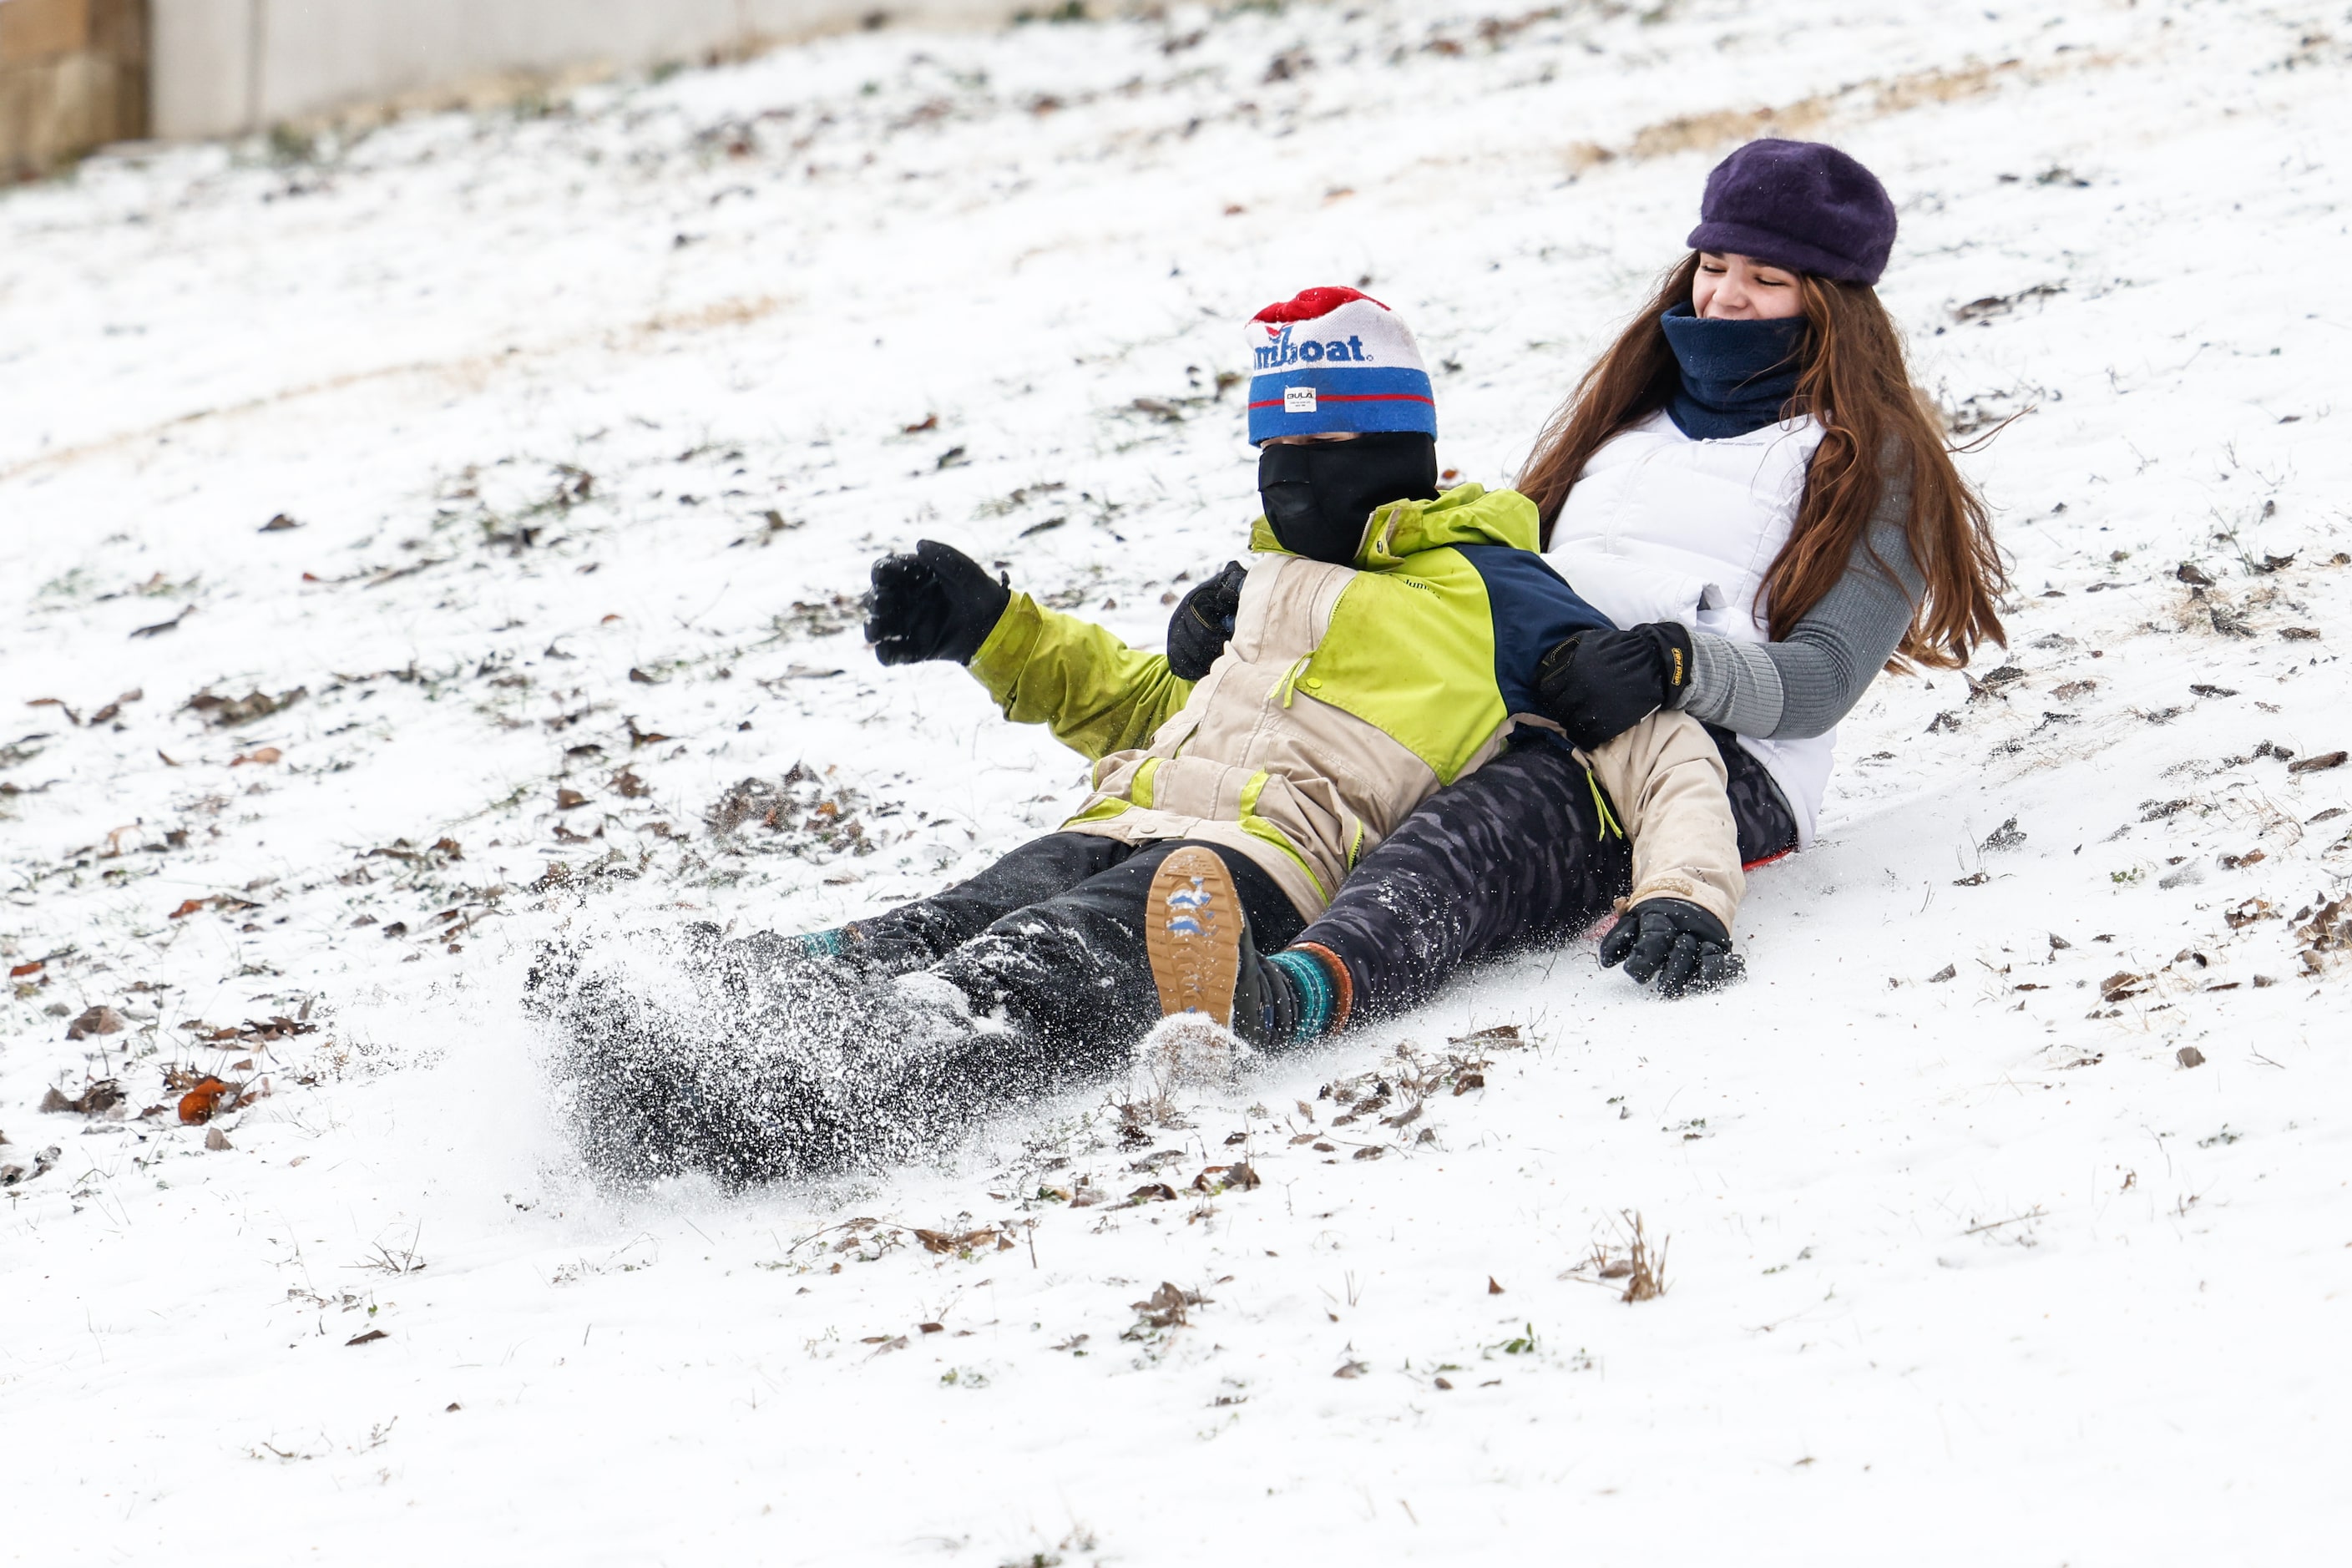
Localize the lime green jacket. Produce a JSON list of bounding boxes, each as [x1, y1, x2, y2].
[[965, 484, 1611, 918]]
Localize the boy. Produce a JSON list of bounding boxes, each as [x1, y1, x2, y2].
[[537, 288, 1743, 1183]]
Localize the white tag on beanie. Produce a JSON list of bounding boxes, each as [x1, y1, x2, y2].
[[1283, 386, 1317, 413]]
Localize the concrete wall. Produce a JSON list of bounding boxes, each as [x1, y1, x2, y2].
[[0, 0, 148, 177], [150, 0, 1021, 139]]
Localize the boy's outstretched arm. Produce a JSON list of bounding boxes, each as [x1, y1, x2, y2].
[[862, 539, 1192, 763], [968, 592, 1193, 762]]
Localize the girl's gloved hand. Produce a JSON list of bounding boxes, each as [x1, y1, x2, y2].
[[1166, 561, 1247, 680], [1599, 897, 1743, 997], [1535, 621, 1695, 751], [864, 540, 1011, 666]]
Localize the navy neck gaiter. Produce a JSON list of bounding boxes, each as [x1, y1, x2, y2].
[[1659, 302, 1807, 440]]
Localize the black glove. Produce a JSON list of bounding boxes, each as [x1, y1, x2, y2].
[[1535, 621, 1695, 751], [1166, 561, 1246, 680], [863, 539, 1011, 666], [1599, 898, 1743, 998]]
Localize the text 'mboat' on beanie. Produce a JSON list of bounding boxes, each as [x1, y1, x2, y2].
[[1246, 286, 1436, 445], [1685, 139, 1897, 286]]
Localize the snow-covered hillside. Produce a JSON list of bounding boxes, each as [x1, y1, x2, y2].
[[4, 1, 2349, 1560]]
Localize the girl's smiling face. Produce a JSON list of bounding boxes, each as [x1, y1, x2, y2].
[[1693, 252, 1804, 320]]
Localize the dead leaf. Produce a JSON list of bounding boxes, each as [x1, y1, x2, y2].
[[1128, 1182, 1180, 1203], [230, 746, 283, 766], [345, 1329, 388, 1347], [166, 898, 208, 919], [1488, 1276, 1505, 1295], [204, 1127, 232, 1151], [0, 1146, 62, 1186], [1352, 1146, 1386, 1162], [64, 1005, 126, 1040], [912, 1227, 996, 1254], [1928, 964, 1958, 984], [2288, 750, 2346, 775], [555, 788, 589, 810], [1980, 817, 2026, 852], [1130, 1281, 1206, 1329], [9, 959, 44, 978], [2177, 1046, 2207, 1070], [41, 1080, 124, 1116], [177, 1077, 235, 1125], [2100, 971, 2147, 1004], [1224, 1162, 1261, 1190], [185, 686, 303, 728]]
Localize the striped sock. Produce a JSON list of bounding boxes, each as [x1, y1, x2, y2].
[[1265, 948, 1336, 1045], [797, 928, 847, 959]]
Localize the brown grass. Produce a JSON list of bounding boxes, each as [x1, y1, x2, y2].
[[1627, 100, 1833, 159], [1619, 1211, 1668, 1302], [1575, 54, 2051, 175], [1576, 1209, 1670, 1302], [0, 291, 789, 484]]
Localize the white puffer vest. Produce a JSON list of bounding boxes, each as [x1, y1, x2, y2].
[[1546, 409, 1834, 848]]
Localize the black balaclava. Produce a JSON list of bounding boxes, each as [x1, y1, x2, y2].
[[1256, 432, 1441, 565]]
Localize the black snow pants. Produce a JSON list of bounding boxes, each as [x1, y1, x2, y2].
[[1293, 727, 1798, 1022], [530, 834, 1306, 1186], [849, 832, 1305, 1060]]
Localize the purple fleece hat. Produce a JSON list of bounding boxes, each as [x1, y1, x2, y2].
[[1686, 139, 1897, 285]]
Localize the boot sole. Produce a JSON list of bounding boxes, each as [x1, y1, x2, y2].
[[1145, 846, 1244, 1029]]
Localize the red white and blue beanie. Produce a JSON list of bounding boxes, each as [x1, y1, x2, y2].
[[1246, 286, 1436, 445]]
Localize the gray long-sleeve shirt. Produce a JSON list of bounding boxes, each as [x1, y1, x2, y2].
[[1674, 469, 1925, 740]]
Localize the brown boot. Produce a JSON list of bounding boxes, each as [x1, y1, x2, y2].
[[1144, 846, 1247, 1028]]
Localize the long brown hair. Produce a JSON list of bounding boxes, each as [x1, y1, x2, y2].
[[1516, 255, 2007, 669]]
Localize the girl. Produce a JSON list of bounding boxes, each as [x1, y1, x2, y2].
[[1141, 136, 2009, 1029]]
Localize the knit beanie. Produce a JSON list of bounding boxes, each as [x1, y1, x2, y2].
[[1685, 139, 1897, 286], [1246, 286, 1437, 445]]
